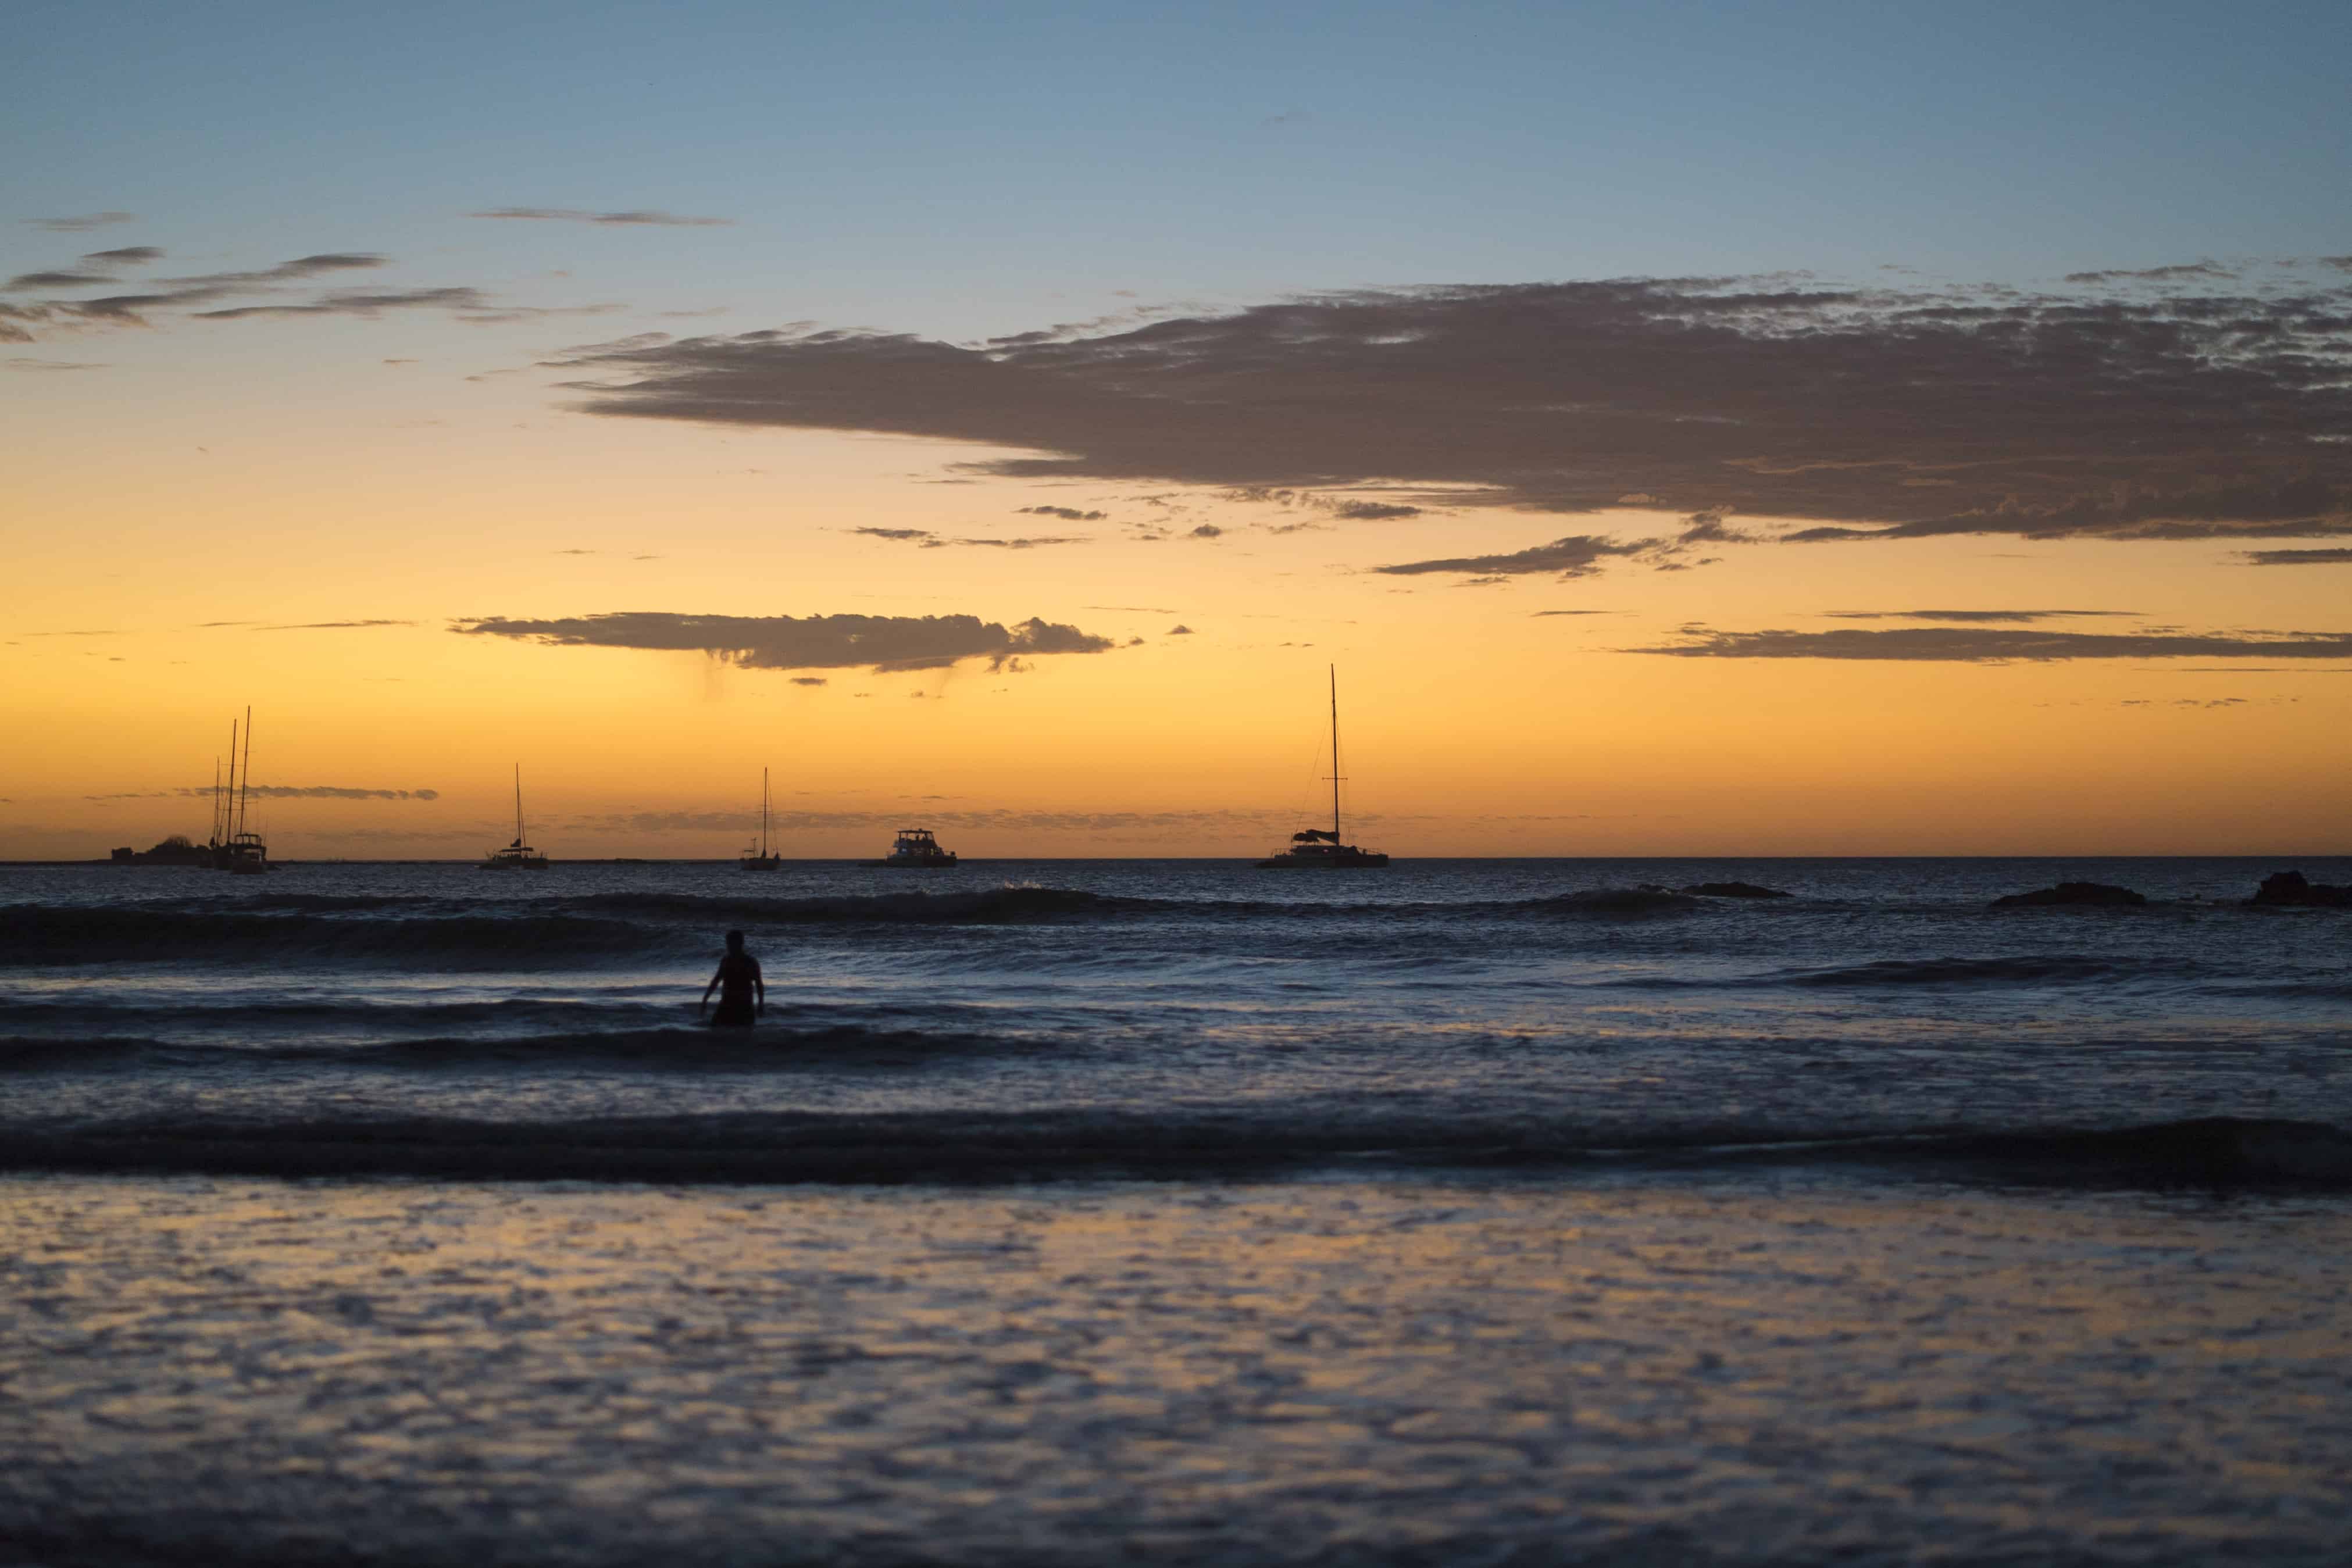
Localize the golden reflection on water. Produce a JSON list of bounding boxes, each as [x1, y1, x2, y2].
[[4, 1175, 2350, 1562]]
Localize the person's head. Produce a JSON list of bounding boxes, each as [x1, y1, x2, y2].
[[725, 929, 745, 952]]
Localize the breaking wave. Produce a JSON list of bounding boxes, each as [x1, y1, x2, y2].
[[1779, 955, 2131, 987], [1, 1110, 2343, 1191]]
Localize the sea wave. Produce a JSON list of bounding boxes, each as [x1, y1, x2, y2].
[[1, 1109, 2342, 1190], [0, 885, 1717, 970], [565, 885, 1134, 923], [1778, 955, 2131, 987], [0, 907, 656, 967], [0, 1020, 1032, 1074]]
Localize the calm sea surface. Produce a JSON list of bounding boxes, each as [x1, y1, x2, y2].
[[3, 857, 2349, 1563]]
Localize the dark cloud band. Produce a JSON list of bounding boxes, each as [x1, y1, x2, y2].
[[451, 610, 1116, 672], [551, 269, 2352, 541]]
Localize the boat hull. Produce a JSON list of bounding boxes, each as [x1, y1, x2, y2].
[[1255, 851, 1389, 869]]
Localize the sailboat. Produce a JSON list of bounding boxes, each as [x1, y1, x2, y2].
[[1257, 666, 1389, 869], [480, 765, 550, 870], [739, 767, 781, 871], [213, 706, 270, 874]]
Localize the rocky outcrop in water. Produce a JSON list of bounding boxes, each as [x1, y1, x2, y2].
[[1990, 881, 2146, 908], [2249, 870, 2352, 908], [1677, 881, 1792, 899]]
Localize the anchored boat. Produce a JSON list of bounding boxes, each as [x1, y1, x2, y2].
[[875, 827, 958, 868], [480, 766, 550, 870], [740, 767, 781, 871], [1257, 666, 1389, 869], [212, 706, 270, 874]]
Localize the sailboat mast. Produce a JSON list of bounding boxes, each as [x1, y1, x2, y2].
[[237, 706, 253, 838], [762, 766, 770, 856], [1329, 664, 1341, 840], [223, 720, 238, 842], [212, 756, 222, 845], [513, 764, 524, 844]]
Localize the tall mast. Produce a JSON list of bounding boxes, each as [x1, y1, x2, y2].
[[223, 719, 238, 842], [212, 756, 222, 845], [237, 706, 253, 839], [514, 764, 524, 844], [762, 766, 770, 856], [1329, 664, 1342, 840]]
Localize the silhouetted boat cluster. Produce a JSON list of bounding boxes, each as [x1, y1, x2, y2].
[[126, 669, 1400, 869]]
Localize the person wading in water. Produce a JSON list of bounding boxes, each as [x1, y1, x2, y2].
[[699, 929, 765, 1027]]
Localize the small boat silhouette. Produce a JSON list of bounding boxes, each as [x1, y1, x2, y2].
[[480, 766, 549, 870], [1257, 666, 1388, 869], [740, 767, 781, 871], [874, 827, 958, 868]]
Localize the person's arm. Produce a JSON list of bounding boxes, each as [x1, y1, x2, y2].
[[753, 959, 766, 1013], [699, 963, 723, 1012]]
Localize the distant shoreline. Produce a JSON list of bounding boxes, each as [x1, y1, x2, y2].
[[5, 854, 2350, 869]]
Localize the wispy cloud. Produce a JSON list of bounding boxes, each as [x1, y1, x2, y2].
[[92, 784, 440, 801], [1819, 609, 2140, 623], [1376, 534, 1650, 580], [5, 249, 616, 335], [850, 527, 1085, 551], [2061, 260, 2233, 285], [551, 267, 2352, 545], [1374, 510, 1739, 582], [255, 619, 415, 631], [468, 207, 733, 227], [2240, 548, 2352, 566], [2, 357, 103, 373], [1015, 505, 1106, 522], [26, 212, 134, 232], [451, 610, 1118, 673], [1627, 627, 2352, 662]]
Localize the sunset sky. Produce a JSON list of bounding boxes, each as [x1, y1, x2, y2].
[[8, 0, 2350, 859]]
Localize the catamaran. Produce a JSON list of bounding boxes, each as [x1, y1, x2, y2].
[[480, 765, 550, 870], [875, 827, 958, 868], [740, 767, 781, 871], [1257, 666, 1389, 869]]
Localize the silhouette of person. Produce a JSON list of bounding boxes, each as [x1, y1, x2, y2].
[[700, 929, 765, 1027]]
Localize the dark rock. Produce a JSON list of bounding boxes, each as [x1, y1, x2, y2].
[[2250, 870, 2352, 908], [1678, 881, 1793, 899], [1990, 881, 2147, 908]]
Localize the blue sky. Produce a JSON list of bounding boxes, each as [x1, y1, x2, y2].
[[12, 0, 2349, 338]]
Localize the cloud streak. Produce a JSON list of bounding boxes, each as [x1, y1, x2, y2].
[[451, 610, 1117, 672], [2240, 548, 2352, 566], [550, 267, 2352, 543], [4, 249, 616, 335], [469, 207, 733, 227], [26, 213, 134, 232], [1628, 627, 2352, 662], [850, 527, 1085, 550], [91, 785, 440, 802], [1820, 609, 2140, 623], [1375, 510, 1739, 581]]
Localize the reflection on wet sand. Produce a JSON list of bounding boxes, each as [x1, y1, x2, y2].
[[4, 1174, 2348, 1563]]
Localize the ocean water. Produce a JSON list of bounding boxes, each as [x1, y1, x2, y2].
[[3, 856, 2349, 1564]]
